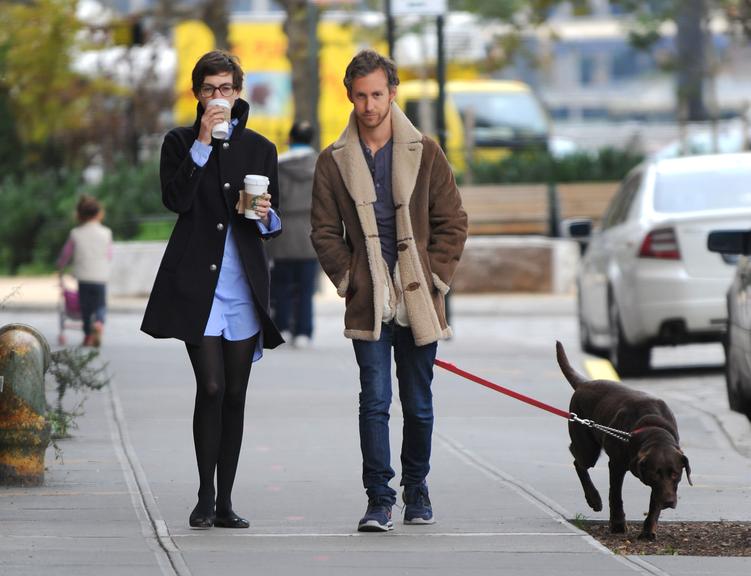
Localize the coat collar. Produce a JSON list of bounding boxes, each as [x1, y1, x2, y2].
[[331, 103, 423, 207], [192, 98, 251, 139]]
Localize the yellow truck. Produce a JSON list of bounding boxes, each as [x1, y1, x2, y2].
[[173, 20, 549, 172], [395, 79, 551, 171]]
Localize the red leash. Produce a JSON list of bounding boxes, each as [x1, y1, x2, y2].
[[434, 358, 570, 419], [434, 359, 633, 442]]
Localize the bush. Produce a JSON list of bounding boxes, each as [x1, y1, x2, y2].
[[465, 147, 644, 184], [0, 160, 165, 274], [0, 171, 79, 274], [88, 159, 165, 239]]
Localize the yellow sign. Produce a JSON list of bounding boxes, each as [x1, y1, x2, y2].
[[173, 19, 385, 150]]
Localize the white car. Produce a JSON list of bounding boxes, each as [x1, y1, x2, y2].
[[569, 153, 751, 376]]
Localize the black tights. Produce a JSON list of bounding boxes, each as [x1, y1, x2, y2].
[[186, 334, 258, 516]]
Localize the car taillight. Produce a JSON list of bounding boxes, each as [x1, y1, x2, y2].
[[638, 228, 681, 260]]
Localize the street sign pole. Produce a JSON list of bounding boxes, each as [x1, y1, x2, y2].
[[436, 13, 446, 153], [385, 0, 395, 59]]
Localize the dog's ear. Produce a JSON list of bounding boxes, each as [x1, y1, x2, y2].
[[630, 450, 648, 480], [681, 452, 692, 486]]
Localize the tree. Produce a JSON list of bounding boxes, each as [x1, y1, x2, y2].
[[201, 0, 230, 50], [611, 1, 710, 121], [0, 0, 86, 169], [0, 42, 21, 177], [453, 0, 718, 122], [278, 0, 321, 147]]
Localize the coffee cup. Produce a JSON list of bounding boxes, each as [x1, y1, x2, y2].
[[243, 174, 270, 220], [208, 98, 231, 140]]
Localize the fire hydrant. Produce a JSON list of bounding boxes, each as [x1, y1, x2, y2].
[[0, 323, 51, 485]]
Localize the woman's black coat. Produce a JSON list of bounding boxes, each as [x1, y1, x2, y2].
[[141, 98, 283, 348]]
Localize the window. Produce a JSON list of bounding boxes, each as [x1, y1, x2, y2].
[[602, 171, 642, 229], [654, 168, 751, 213], [579, 55, 595, 86]]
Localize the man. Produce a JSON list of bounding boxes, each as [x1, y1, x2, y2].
[[310, 49, 468, 532], [268, 121, 319, 348]]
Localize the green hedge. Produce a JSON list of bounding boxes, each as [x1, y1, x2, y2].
[[464, 147, 644, 184], [0, 160, 167, 274]]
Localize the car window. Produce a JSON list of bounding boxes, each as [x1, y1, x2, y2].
[[654, 166, 751, 213], [602, 171, 642, 229]]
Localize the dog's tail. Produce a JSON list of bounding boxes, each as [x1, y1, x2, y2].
[[556, 340, 589, 390]]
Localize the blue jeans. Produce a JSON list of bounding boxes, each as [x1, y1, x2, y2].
[[271, 259, 318, 337], [352, 323, 438, 505]]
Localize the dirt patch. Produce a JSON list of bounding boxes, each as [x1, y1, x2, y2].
[[575, 520, 751, 556]]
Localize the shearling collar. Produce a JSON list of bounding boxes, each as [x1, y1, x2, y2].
[[331, 103, 423, 208]]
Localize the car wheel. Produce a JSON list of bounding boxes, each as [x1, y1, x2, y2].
[[725, 333, 743, 411], [608, 295, 650, 377], [725, 334, 751, 420]]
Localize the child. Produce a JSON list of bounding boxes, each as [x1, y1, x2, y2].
[[57, 195, 113, 347]]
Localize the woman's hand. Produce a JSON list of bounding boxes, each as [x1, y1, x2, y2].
[[197, 102, 228, 144], [252, 193, 272, 227]]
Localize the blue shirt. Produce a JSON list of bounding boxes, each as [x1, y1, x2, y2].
[[360, 139, 396, 274], [190, 119, 281, 360]]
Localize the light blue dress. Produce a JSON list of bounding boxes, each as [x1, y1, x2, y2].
[[190, 120, 281, 361]]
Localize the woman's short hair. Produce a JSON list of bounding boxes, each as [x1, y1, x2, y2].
[[343, 49, 399, 95], [191, 50, 244, 95]]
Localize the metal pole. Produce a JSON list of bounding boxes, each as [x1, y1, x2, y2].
[[436, 13, 450, 322], [385, 0, 395, 59], [307, 2, 320, 149], [436, 14, 447, 153]]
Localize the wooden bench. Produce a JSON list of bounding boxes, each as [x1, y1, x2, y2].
[[460, 182, 619, 236]]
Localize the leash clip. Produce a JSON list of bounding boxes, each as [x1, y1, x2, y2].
[[569, 412, 594, 428]]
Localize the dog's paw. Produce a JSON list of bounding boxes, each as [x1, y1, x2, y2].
[[637, 531, 656, 541], [586, 492, 602, 512]]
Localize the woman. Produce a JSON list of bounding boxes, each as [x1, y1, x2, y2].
[[141, 50, 283, 529]]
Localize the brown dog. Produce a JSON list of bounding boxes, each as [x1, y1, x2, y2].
[[556, 341, 692, 540]]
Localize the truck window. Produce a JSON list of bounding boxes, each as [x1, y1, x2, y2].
[[451, 91, 548, 146]]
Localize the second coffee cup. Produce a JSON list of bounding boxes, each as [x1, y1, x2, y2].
[[208, 98, 231, 140], [243, 175, 270, 220]]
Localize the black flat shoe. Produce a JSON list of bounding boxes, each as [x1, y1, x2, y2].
[[213, 511, 250, 529], [189, 504, 215, 529]]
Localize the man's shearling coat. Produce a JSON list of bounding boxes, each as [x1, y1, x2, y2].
[[311, 103, 468, 346]]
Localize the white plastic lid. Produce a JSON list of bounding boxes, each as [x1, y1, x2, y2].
[[244, 174, 270, 185], [207, 98, 230, 108]]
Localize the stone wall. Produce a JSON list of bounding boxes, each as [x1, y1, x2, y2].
[[452, 236, 579, 294], [110, 237, 580, 297]]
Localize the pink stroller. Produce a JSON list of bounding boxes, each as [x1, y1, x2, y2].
[[57, 274, 82, 345]]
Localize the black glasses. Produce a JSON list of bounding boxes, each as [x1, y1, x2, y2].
[[199, 83, 236, 98]]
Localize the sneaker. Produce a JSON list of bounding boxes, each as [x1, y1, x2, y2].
[[403, 483, 435, 525], [280, 330, 292, 344], [357, 502, 393, 532], [293, 335, 312, 348]]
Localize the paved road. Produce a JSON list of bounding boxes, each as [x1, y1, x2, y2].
[[1, 295, 749, 575]]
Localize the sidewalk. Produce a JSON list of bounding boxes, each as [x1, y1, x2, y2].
[[0, 275, 148, 313], [0, 283, 749, 576]]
